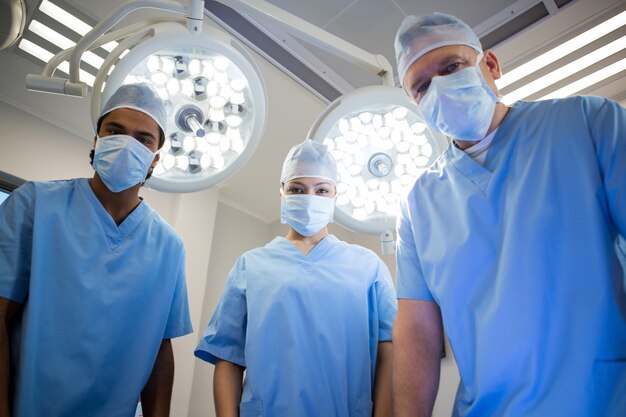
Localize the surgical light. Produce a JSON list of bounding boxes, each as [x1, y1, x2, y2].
[[308, 85, 448, 235], [94, 21, 267, 193], [25, 0, 267, 193]]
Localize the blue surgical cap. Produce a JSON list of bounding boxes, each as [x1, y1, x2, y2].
[[395, 13, 482, 88], [99, 83, 167, 134], [280, 139, 338, 185]]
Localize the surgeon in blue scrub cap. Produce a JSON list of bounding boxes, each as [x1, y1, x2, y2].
[[0, 83, 192, 417], [392, 12, 626, 417], [196, 139, 398, 417]]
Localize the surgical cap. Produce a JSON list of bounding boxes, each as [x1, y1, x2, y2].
[[280, 139, 338, 185], [395, 12, 482, 87], [98, 83, 167, 134]]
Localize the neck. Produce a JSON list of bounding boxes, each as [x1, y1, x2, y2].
[[286, 227, 330, 255], [89, 174, 142, 225], [454, 102, 510, 151]]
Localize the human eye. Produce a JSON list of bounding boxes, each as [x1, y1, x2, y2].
[[286, 186, 303, 194], [441, 62, 461, 75], [410, 80, 431, 102]]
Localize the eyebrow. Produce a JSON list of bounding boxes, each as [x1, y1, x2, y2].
[[102, 121, 157, 140], [287, 181, 332, 187]]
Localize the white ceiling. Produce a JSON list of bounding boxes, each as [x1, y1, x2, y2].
[[0, 0, 624, 225]]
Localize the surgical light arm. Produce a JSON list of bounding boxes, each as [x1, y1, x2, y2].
[[216, 0, 395, 86], [24, 0, 204, 97]]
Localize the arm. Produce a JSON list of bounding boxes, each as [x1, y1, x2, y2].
[[372, 341, 393, 417], [393, 299, 443, 417], [141, 339, 174, 417], [213, 359, 245, 417], [0, 297, 21, 417]]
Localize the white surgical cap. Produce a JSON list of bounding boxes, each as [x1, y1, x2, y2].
[[98, 83, 167, 134], [395, 13, 482, 88], [280, 139, 338, 185]]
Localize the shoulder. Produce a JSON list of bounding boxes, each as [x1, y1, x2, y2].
[[513, 96, 619, 117], [330, 236, 386, 266], [11, 178, 84, 203]]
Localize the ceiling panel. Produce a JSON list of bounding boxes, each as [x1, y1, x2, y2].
[[264, 0, 356, 28], [392, 0, 521, 26]]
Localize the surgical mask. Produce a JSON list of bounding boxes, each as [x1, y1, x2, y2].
[[92, 134, 157, 192], [419, 53, 498, 141], [280, 194, 335, 237]]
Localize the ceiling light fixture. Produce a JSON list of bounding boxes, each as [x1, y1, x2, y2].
[[25, 0, 267, 193], [497, 9, 626, 90], [496, 7, 626, 105]]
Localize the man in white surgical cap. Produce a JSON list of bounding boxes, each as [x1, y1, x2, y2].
[[392, 12, 626, 417], [0, 83, 192, 417]]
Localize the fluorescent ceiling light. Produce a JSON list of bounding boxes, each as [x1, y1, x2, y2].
[[501, 35, 626, 104], [28, 20, 104, 68], [496, 10, 626, 89], [38, 0, 118, 52], [39, 0, 91, 36], [539, 56, 626, 100]]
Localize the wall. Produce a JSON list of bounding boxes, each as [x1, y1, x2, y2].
[[188, 201, 271, 417]]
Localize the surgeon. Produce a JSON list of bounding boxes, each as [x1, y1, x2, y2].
[[0, 83, 193, 417], [391, 12, 626, 417], [195, 139, 398, 417]]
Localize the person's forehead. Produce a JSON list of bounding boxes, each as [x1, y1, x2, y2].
[[403, 44, 478, 87], [286, 177, 332, 185], [101, 108, 159, 131]]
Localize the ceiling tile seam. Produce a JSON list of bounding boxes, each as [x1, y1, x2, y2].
[[322, 0, 360, 29]]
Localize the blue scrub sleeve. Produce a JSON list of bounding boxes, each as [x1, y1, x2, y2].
[[163, 250, 193, 339], [588, 97, 626, 239], [374, 261, 398, 341], [195, 257, 247, 367], [0, 182, 35, 302], [395, 197, 434, 301]]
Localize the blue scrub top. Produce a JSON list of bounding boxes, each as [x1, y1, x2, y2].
[[196, 235, 397, 417], [0, 178, 193, 417], [396, 96, 626, 417]]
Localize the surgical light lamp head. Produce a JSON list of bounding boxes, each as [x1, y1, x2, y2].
[[395, 12, 482, 87], [94, 21, 267, 193], [308, 85, 448, 235]]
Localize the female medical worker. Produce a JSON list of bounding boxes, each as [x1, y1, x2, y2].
[[195, 139, 398, 417]]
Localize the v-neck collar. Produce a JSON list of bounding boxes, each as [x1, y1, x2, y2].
[[443, 103, 520, 194], [77, 179, 149, 249], [271, 234, 338, 261]]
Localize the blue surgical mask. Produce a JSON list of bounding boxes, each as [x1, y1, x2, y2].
[[92, 134, 157, 193], [419, 53, 498, 141], [280, 194, 335, 237]]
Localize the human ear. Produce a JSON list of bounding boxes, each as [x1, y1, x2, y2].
[[150, 153, 160, 169], [483, 50, 502, 81]]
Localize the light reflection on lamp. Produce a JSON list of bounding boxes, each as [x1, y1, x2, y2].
[[95, 21, 267, 193], [308, 85, 448, 235]]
